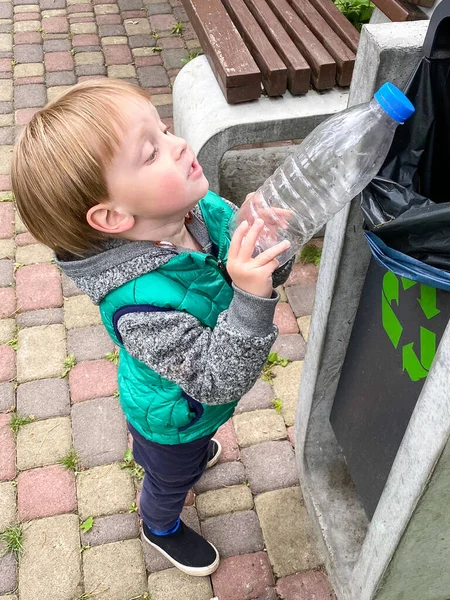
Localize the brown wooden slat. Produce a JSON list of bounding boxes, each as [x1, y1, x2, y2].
[[181, 0, 261, 100], [371, 0, 427, 21], [287, 0, 355, 86], [308, 0, 359, 53], [265, 0, 336, 90], [222, 0, 287, 96], [243, 0, 311, 95]]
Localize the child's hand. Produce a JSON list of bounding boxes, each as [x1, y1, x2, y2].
[[227, 219, 291, 298]]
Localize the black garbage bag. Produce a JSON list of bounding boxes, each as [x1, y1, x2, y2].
[[360, 1, 450, 276]]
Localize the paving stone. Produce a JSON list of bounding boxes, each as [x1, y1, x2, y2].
[[69, 359, 118, 402], [14, 5, 39, 13], [61, 271, 82, 296], [285, 262, 319, 287], [67, 325, 114, 362], [215, 419, 239, 462], [107, 64, 135, 77], [148, 568, 213, 600], [19, 514, 81, 600], [103, 42, 131, 64], [75, 63, 106, 75], [161, 47, 187, 70], [276, 571, 335, 600], [149, 12, 175, 30], [16, 307, 64, 327], [124, 17, 149, 35], [16, 263, 62, 312], [47, 85, 72, 101], [241, 441, 298, 494], [0, 481, 16, 531], [0, 413, 15, 480], [44, 50, 73, 71], [17, 377, 70, 419], [15, 243, 53, 264], [297, 315, 311, 342], [16, 416, 72, 470], [287, 425, 295, 447], [0, 345, 15, 383], [72, 396, 127, 467], [159, 35, 184, 48], [0, 382, 14, 412], [0, 33, 12, 51], [118, 0, 142, 9], [0, 261, 14, 287], [146, 1, 172, 13], [14, 62, 44, 78], [233, 409, 286, 448], [43, 38, 71, 51], [14, 212, 26, 234], [46, 69, 76, 85], [101, 34, 126, 44], [17, 464, 76, 520], [272, 361, 303, 427], [0, 319, 15, 345], [72, 33, 99, 45], [0, 4, 12, 18], [274, 302, 299, 334], [211, 552, 275, 600], [128, 33, 155, 48], [70, 20, 96, 33], [77, 463, 135, 519], [142, 505, 200, 572], [255, 487, 321, 577], [74, 50, 104, 64], [0, 145, 13, 175], [0, 239, 14, 260], [0, 288, 15, 318], [0, 203, 13, 238], [82, 539, 147, 600], [64, 294, 102, 328], [197, 485, 253, 520], [271, 333, 306, 362], [81, 512, 139, 547], [42, 15, 68, 32], [14, 20, 41, 32], [137, 64, 169, 87], [151, 92, 171, 106], [14, 106, 38, 125], [15, 231, 37, 246], [17, 324, 66, 382], [0, 551, 17, 595], [14, 30, 41, 44], [201, 510, 264, 558], [98, 22, 125, 36], [285, 283, 316, 318], [194, 460, 245, 494]]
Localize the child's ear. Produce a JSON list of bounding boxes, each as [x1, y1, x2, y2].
[[87, 203, 135, 235]]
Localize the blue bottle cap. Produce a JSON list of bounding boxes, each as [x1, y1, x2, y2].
[[374, 82, 415, 123]]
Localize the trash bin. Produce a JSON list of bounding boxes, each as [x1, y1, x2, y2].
[[329, 3, 450, 519]]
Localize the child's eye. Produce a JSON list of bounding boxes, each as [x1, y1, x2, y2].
[[145, 148, 158, 164]]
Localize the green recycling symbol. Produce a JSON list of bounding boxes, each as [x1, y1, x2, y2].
[[382, 271, 439, 382]]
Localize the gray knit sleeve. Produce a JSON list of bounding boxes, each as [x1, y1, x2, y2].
[[117, 287, 279, 405]]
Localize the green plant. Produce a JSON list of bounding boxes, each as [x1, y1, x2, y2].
[[171, 21, 183, 34], [60, 448, 80, 472], [300, 243, 322, 267], [11, 60, 16, 67], [0, 192, 14, 202], [181, 49, 203, 64], [262, 352, 290, 383], [128, 502, 138, 513], [333, 0, 374, 31], [7, 336, 18, 351], [272, 397, 283, 414], [113, 390, 120, 398], [80, 544, 91, 553], [71, 48, 78, 55], [120, 448, 144, 482], [151, 46, 162, 53], [14, 262, 24, 273], [0, 525, 24, 558], [9, 412, 33, 434], [105, 349, 119, 366], [61, 353, 76, 378], [151, 29, 159, 41], [80, 517, 94, 533]]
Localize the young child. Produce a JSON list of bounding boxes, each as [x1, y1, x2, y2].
[[12, 79, 293, 576]]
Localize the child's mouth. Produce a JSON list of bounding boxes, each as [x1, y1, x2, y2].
[[188, 158, 203, 179]]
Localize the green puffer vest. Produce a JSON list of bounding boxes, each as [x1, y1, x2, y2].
[[100, 191, 238, 445]]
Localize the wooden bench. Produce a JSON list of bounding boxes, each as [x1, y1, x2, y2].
[[181, 0, 427, 103]]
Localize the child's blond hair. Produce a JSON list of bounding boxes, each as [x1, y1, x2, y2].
[[12, 79, 151, 256]]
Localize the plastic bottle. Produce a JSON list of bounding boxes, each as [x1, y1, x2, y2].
[[230, 83, 415, 265]]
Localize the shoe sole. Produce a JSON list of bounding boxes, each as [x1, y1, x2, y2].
[[142, 530, 220, 577], [206, 438, 222, 469]]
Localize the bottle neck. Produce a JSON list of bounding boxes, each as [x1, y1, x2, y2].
[[370, 98, 399, 129]]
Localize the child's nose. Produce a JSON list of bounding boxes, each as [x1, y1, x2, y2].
[[172, 135, 187, 159]]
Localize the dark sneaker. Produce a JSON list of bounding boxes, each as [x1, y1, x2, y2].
[[142, 520, 220, 576], [206, 438, 222, 468]]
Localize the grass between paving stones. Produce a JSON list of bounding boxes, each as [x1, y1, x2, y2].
[[171, 21, 183, 34], [262, 351, 290, 384], [0, 192, 14, 202], [80, 516, 94, 533], [300, 243, 322, 267], [61, 353, 77, 378], [60, 447, 81, 472], [105, 349, 119, 366], [120, 448, 144, 482], [0, 524, 24, 558], [272, 397, 283, 414], [9, 412, 34, 435], [181, 49, 204, 64], [129, 502, 138, 513]]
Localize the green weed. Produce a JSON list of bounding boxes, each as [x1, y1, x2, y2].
[[181, 49, 203, 64], [105, 349, 119, 366], [60, 448, 80, 472], [0, 525, 24, 558], [120, 448, 144, 482], [171, 21, 183, 34], [61, 353, 76, 378], [262, 352, 290, 384], [80, 516, 94, 533], [9, 412, 33, 435], [300, 243, 322, 267], [333, 0, 374, 31], [272, 398, 283, 414]]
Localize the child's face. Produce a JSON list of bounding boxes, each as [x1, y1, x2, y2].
[[105, 98, 208, 223]]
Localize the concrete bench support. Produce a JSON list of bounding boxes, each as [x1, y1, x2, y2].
[[173, 55, 348, 194], [294, 20, 450, 600]]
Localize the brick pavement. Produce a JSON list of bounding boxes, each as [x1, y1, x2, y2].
[[0, 0, 335, 595]]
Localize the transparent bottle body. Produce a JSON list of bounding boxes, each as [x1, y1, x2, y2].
[[230, 99, 399, 265]]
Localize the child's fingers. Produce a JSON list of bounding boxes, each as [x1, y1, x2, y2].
[[254, 239, 291, 266], [239, 218, 265, 260], [228, 220, 249, 261]]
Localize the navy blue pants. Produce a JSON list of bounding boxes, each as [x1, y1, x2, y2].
[[128, 422, 215, 531]]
